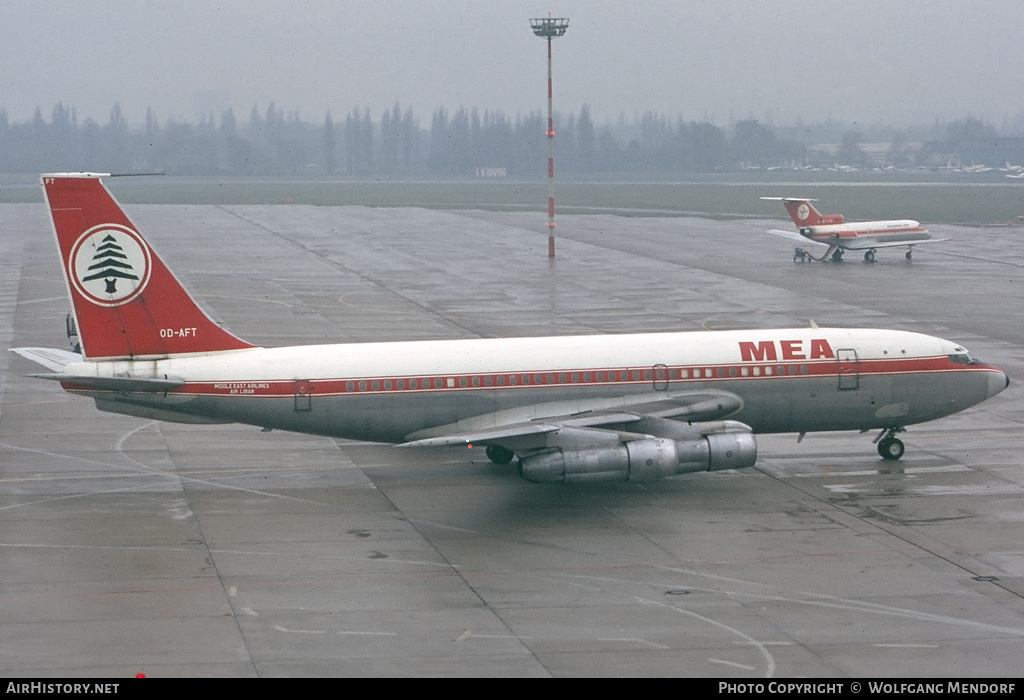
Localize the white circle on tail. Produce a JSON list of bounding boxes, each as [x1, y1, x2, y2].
[[796, 203, 810, 221], [69, 224, 152, 307]]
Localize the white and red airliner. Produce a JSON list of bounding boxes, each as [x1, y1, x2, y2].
[[10, 174, 1008, 482], [762, 196, 944, 263]]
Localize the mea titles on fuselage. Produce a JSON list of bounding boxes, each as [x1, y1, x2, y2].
[[739, 339, 834, 362]]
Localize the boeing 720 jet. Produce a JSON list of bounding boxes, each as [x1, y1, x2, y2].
[[10, 174, 1007, 482], [762, 196, 944, 262]]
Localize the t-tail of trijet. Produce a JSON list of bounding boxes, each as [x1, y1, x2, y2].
[[761, 197, 845, 228], [41, 173, 255, 360]]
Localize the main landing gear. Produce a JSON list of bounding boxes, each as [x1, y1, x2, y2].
[[874, 427, 906, 460], [863, 249, 876, 263], [831, 248, 844, 263], [485, 444, 516, 465]]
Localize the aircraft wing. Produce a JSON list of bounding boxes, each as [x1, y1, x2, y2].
[[398, 415, 634, 449], [832, 236, 949, 251], [767, 228, 827, 246], [398, 390, 745, 450]]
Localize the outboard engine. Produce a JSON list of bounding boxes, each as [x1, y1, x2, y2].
[[518, 425, 757, 483]]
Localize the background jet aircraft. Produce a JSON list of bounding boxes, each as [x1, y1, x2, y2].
[[762, 196, 945, 262], [10, 175, 1007, 482]]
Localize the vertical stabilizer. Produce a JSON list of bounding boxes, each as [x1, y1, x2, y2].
[[42, 173, 255, 360], [780, 198, 844, 227]]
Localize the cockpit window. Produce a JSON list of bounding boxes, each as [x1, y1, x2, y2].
[[948, 353, 979, 365]]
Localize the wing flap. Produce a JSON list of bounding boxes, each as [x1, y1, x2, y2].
[[399, 411, 644, 448], [399, 421, 561, 448]]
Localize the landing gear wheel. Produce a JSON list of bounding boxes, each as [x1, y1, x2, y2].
[[485, 445, 515, 465], [831, 249, 844, 262], [905, 249, 913, 260], [864, 249, 876, 262], [877, 437, 905, 460]]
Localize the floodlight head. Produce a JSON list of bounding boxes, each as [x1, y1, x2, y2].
[[530, 17, 569, 38]]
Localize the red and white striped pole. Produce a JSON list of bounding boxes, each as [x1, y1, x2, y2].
[[530, 16, 569, 259], [545, 35, 556, 258]]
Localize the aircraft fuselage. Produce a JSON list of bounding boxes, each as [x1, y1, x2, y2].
[[61, 327, 1006, 443], [802, 220, 929, 247]]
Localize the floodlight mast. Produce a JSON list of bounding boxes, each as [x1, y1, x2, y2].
[[530, 16, 569, 258]]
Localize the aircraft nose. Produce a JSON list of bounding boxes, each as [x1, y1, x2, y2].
[[988, 370, 1009, 399]]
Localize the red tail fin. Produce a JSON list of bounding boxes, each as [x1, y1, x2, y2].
[[781, 198, 844, 227], [42, 173, 255, 360]]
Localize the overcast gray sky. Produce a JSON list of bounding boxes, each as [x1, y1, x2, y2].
[[3, 1, 1022, 128]]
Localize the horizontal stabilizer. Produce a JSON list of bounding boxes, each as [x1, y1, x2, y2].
[[10, 347, 83, 372], [29, 372, 185, 392]]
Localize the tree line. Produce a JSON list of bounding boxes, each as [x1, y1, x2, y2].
[[2, 101, 1023, 175]]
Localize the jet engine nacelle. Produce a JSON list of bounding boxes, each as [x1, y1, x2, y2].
[[518, 432, 757, 484]]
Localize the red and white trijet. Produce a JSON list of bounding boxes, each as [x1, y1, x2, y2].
[[762, 196, 945, 262], [9, 174, 1007, 481]]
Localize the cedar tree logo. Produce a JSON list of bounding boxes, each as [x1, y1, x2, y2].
[[796, 203, 810, 221], [69, 224, 152, 306]]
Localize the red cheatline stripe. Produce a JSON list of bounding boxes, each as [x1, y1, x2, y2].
[[809, 227, 928, 240], [62, 357, 1000, 398]]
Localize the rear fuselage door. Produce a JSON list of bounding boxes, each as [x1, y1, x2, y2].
[[294, 379, 312, 411]]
